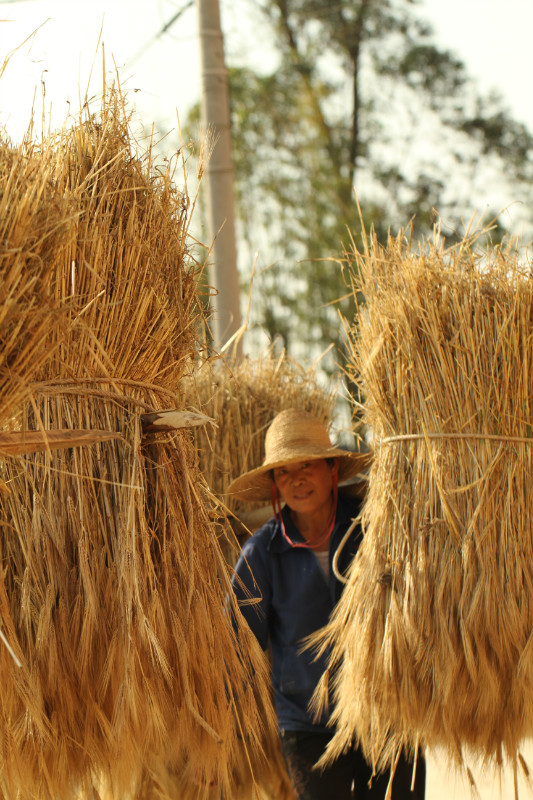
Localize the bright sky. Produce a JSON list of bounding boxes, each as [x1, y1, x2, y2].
[[1, 0, 532, 144], [423, 0, 533, 131]]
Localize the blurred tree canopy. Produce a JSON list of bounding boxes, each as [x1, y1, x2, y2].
[[185, 0, 533, 369]]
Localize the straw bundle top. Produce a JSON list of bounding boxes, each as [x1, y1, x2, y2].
[[227, 408, 370, 501]]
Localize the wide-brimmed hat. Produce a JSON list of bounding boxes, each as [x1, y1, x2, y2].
[[227, 408, 371, 502]]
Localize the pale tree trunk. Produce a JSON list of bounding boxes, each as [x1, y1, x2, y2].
[[197, 0, 242, 353]]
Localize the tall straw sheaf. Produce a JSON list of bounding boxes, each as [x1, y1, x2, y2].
[[0, 89, 281, 800], [312, 230, 533, 781]]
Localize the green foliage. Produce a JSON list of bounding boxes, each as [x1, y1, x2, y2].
[[460, 108, 533, 169], [184, 0, 533, 374]]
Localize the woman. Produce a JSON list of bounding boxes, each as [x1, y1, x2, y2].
[[228, 408, 425, 800]]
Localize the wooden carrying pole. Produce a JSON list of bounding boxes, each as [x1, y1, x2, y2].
[[197, 0, 242, 353]]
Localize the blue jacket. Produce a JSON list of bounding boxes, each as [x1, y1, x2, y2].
[[231, 493, 363, 732]]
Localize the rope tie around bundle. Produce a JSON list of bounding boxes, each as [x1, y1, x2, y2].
[[383, 431, 533, 445]]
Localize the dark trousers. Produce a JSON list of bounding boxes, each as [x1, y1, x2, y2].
[[280, 730, 426, 800]]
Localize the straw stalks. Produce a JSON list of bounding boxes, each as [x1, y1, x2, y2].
[[313, 229, 533, 780], [0, 135, 74, 427], [0, 86, 281, 800]]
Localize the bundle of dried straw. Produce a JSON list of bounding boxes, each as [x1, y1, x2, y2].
[[0, 88, 281, 800], [313, 230, 533, 781]]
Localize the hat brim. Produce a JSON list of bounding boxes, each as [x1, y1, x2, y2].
[[227, 448, 372, 502]]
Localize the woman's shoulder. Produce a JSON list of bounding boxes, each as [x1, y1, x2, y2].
[[240, 514, 278, 555]]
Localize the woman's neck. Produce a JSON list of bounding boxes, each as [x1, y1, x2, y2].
[[289, 498, 335, 551]]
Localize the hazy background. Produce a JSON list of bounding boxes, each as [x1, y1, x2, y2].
[[1, 0, 531, 144]]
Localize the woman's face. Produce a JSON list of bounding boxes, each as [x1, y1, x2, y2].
[[273, 458, 337, 517]]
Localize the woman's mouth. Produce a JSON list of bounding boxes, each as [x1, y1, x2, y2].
[[293, 489, 312, 500]]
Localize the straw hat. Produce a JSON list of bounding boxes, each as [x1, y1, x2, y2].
[[227, 408, 371, 502]]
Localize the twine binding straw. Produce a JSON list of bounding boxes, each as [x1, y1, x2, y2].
[[384, 432, 533, 445]]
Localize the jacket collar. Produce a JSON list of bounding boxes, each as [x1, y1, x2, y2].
[[267, 495, 355, 554]]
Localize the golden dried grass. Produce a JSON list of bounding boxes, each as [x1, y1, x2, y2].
[[313, 229, 533, 780], [0, 135, 75, 427], [0, 394, 281, 800], [0, 87, 280, 800]]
